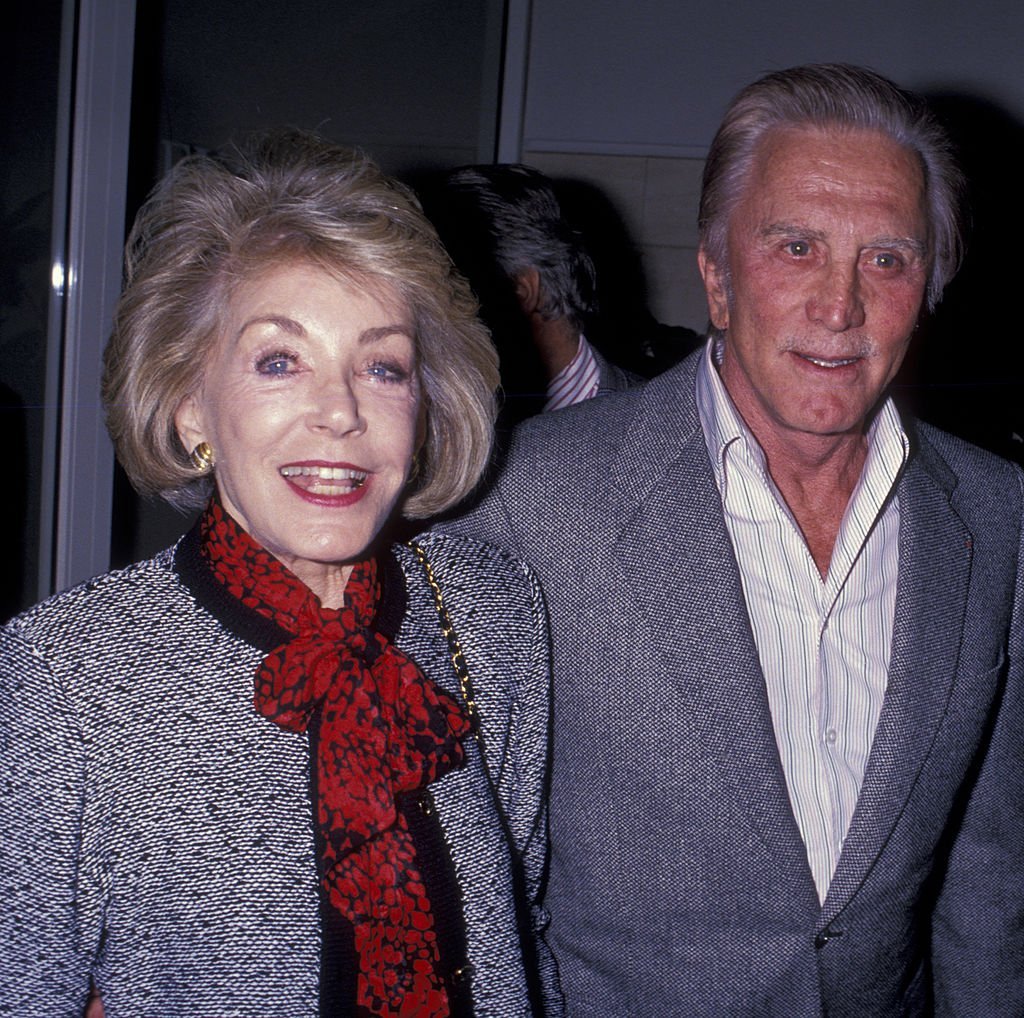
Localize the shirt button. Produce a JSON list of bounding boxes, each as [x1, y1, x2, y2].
[[825, 728, 838, 744]]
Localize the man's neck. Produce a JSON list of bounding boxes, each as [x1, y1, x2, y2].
[[758, 430, 868, 578], [529, 313, 580, 382], [713, 342, 876, 577]]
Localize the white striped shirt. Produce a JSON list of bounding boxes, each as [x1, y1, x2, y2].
[[543, 334, 601, 411], [696, 340, 907, 901]]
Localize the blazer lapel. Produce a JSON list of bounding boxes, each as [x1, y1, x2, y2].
[[609, 365, 814, 883], [823, 446, 972, 919]]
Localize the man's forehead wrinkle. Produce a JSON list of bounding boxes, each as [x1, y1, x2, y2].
[[751, 126, 927, 188]]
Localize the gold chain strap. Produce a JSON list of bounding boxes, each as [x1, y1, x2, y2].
[[408, 540, 482, 744]]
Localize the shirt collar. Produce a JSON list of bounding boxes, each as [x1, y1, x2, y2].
[[695, 334, 909, 493], [696, 336, 759, 490], [543, 333, 600, 411]]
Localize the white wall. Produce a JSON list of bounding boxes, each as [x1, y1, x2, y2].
[[524, 0, 1024, 155], [520, 0, 1024, 333]]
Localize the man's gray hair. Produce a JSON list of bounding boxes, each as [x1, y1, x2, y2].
[[698, 63, 965, 311], [440, 164, 597, 327]]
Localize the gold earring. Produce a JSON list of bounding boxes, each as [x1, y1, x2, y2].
[[189, 441, 215, 473]]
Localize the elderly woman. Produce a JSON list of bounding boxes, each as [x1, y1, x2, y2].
[[0, 132, 556, 1017]]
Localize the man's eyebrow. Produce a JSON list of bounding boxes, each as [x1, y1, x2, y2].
[[760, 223, 827, 243], [869, 236, 927, 257], [760, 223, 926, 257]]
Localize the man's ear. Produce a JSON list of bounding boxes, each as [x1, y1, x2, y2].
[[698, 247, 730, 331], [512, 267, 544, 316], [174, 393, 207, 457]]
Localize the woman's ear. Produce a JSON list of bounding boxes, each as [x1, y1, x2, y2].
[[174, 393, 207, 457], [698, 247, 730, 331]]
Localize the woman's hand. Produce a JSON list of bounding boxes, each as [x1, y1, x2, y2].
[[85, 987, 104, 1018]]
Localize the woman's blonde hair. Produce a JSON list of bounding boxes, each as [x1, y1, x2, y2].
[[102, 130, 499, 518]]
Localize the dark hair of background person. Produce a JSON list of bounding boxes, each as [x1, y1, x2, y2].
[[417, 163, 701, 425]]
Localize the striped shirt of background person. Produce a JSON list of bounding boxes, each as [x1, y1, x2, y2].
[[543, 335, 601, 412]]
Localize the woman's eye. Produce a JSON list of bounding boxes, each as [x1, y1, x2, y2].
[[366, 361, 410, 383], [785, 240, 811, 257], [255, 352, 296, 376]]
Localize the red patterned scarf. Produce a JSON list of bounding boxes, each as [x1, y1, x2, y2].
[[199, 500, 469, 1017]]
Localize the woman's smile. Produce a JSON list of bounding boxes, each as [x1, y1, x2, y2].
[[279, 462, 370, 502]]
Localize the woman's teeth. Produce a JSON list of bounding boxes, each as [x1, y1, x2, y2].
[[279, 465, 367, 492]]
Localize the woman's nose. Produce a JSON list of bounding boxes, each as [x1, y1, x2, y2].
[[306, 377, 366, 436]]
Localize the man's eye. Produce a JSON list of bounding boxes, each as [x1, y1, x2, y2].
[[785, 241, 811, 257], [255, 352, 296, 375], [873, 252, 902, 269]]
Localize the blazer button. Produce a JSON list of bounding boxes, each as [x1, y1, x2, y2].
[[451, 962, 475, 986], [416, 793, 434, 816], [814, 928, 842, 949]]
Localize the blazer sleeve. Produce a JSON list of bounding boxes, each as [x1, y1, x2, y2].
[[930, 465, 1024, 1014], [0, 626, 94, 1016], [440, 482, 521, 559], [503, 557, 563, 1017]]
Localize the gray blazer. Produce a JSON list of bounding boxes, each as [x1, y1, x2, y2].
[[0, 530, 557, 1017], [593, 346, 639, 396], [446, 349, 1024, 1017]]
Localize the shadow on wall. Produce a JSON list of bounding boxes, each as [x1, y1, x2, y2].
[[550, 177, 703, 379], [896, 92, 1024, 467], [412, 163, 702, 395], [0, 186, 51, 622]]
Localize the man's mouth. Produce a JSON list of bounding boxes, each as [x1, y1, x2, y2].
[[279, 465, 367, 495], [798, 354, 860, 369]]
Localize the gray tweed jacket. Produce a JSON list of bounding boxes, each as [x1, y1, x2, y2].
[[445, 348, 1024, 1017], [0, 530, 557, 1017]]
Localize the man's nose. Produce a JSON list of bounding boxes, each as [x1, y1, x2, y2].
[[806, 262, 866, 332], [305, 376, 366, 437]]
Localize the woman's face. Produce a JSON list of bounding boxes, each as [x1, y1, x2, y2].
[[175, 261, 422, 606]]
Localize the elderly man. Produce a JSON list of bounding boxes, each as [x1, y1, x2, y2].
[[447, 64, 1023, 1016]]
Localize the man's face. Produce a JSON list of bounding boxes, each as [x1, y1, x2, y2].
[[699, 125, 929, 454]]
